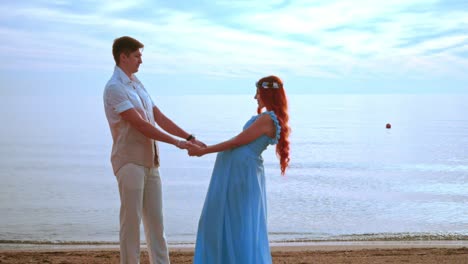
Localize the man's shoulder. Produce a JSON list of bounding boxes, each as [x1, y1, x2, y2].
[[105, 67, 127, 89], [105, 70, 129, 91], [104, 78, 129, 102], [105, 78, 122, 90]]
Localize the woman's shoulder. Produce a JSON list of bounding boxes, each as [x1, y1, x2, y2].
[[250, 111, 278, 127], [260, 111, 281, 144], [260, 111, 279, 123]]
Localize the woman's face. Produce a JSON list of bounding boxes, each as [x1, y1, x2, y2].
[[254, 88, 265, 109]]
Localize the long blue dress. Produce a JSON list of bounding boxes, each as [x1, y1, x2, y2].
[[193, 111, 281, 264]]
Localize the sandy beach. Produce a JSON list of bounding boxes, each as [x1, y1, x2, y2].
[[1, 241, 467, 264]]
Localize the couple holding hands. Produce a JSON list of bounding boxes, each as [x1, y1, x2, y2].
[[104, 36, 291, 264]]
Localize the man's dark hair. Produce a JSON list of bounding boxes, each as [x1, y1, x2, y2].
[[112, 36, 144, 65]]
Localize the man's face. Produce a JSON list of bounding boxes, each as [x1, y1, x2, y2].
[[121, 49, 142, 74]]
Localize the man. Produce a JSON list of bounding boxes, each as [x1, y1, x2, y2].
[[103, 36, 204, 264]]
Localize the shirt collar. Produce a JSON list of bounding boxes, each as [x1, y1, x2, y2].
[[114, 65, 141, 85]]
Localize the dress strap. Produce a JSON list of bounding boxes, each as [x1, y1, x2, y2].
[[264, 111, 281, 145]]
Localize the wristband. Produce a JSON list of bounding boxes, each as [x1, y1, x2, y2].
[[186, 134, 195, 141]]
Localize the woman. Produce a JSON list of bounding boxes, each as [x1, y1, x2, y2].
[[189, 75, 291, 264]]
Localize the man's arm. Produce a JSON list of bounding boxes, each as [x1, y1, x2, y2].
[[120, 108, 192, 149], [153, 106, 207, 147]]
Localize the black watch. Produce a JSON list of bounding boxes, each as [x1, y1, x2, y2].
[[186, 134, 195, 141]]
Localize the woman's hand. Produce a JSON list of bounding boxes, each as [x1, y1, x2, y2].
[[188, 145, 207, 157]]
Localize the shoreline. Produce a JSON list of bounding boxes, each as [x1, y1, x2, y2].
[[1, 240, 467, 252]]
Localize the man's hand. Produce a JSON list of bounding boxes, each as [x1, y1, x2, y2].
[[188, 145, 206, 157], [177, 140, 196, 150], [190, 138, 207, 148]]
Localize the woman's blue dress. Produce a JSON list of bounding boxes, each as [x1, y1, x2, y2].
[[193, 111, 281, 264]]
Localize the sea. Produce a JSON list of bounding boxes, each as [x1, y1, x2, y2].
[[0, 94, 467, 248]]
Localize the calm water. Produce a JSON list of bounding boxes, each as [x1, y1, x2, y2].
[[0, 94, 467, 246]]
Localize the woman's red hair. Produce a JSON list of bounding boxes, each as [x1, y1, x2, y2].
[[256, 75, 291, 175]]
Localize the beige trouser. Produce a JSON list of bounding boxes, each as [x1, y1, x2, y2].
[[116, 163, 170, 264]]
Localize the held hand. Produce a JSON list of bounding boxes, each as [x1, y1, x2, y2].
[[191, 138, 207, 148], [177, 140, 196, 150], [188, 145, 206, 157]]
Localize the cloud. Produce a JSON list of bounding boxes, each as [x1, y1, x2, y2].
[[0, 0, 467, 86]]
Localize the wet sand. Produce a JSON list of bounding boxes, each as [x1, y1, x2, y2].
[[1, 242, 467, 264]]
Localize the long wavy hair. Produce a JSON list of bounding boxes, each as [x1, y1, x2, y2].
[[256, 75, 291, 175]]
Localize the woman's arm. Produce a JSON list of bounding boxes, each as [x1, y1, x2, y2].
[[189, 114, 275, 156]]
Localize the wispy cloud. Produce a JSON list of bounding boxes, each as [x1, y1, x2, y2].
[[0, 0, 467, 93]]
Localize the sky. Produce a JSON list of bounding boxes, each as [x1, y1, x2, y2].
[[0, 0, 467, 96]]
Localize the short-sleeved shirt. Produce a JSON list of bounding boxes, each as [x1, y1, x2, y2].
[[103, 66, 159, 174]]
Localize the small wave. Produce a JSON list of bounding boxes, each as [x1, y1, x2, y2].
[[2, 232, 467, 246], [0, 240, 119, 245], [400, 164, 468, 173], [0, 239, 196, 246], [269, 232, 468, 242]]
